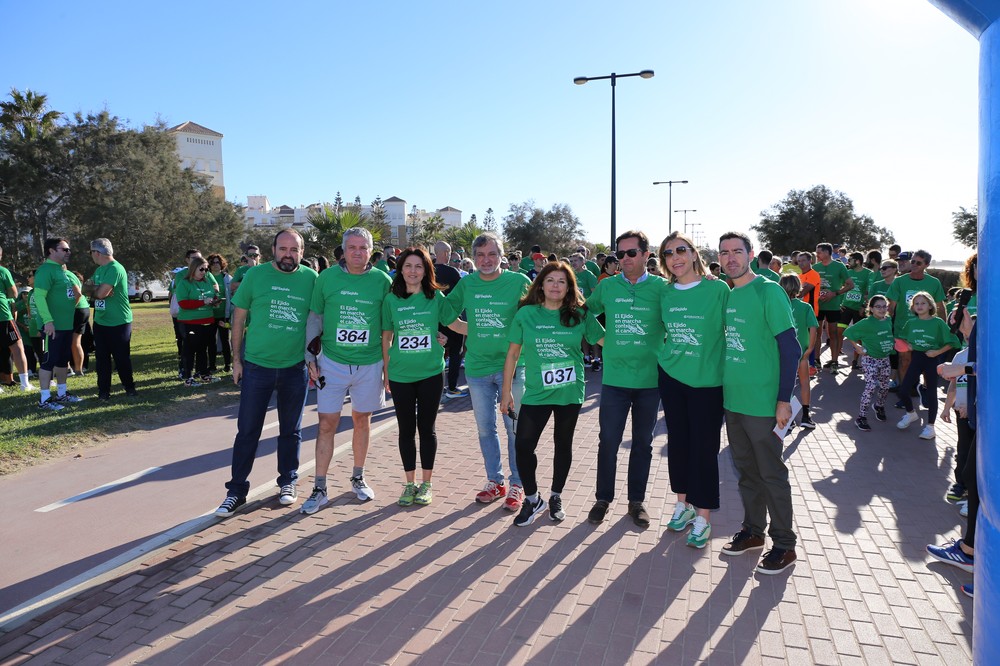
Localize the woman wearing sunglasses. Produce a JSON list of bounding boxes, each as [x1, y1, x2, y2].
[[175, 256, 221, 386], [656, 231, 729, 549]]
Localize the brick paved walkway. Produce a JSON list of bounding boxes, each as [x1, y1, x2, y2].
[[0, 368, 974, 664]]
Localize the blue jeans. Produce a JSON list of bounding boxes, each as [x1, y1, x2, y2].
[[467, 367, 525, 486], [596, 384, 660, 503], [225, 360, 309, 498]]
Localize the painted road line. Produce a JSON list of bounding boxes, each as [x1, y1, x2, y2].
[[35, 467, 164, 513]]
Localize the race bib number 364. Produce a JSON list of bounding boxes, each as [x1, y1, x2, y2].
[[541, 364, 576, 389], [336, 328, 369, 345]]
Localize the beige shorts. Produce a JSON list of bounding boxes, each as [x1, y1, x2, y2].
[[316, 354, 386, 414]]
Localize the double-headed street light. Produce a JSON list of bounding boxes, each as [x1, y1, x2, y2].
[[653, 180, 688, 234], [574, 69, 655, 248], [675, 209, 697, 234]]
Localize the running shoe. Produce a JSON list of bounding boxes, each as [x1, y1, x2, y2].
[[686, 516, 711, 549], [443, 388, 468, 400], [856, 416, 871, 432], [874, 405, 887, 422], [800, 414, 817, 429], [667, 501, 696, 532], [300, 487, 328, 514], [946, 484, 966, 502], [513, 496, 547, 527], [398, 482, 417, 507], [475, 480, 506, 504], [54, 392, 83, 404], [919, 425, 936, 440], [926, 540, 974, 573], [549, 494, 565, 521], [504, 484, 524, 512], [38, 397, 64, 412], [414, 482, 433, 506], [351, 476, 375, 501], [897, 411, 918, 429]]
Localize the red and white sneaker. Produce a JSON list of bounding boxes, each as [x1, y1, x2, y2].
[[475, 480, 506, 504], [504, 484, 524, 512]]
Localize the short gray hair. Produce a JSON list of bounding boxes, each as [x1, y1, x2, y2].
[[342, 227, 373, 251], [472, 232, 504, 257], [91, 238, 114, 256]]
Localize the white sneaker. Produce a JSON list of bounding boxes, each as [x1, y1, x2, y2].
[[351, 476, 375, 501], [960, 501, 969, 518], [19, 383, 37, 392], [897, 411, 918, 430], [919, 425, 936, 440]]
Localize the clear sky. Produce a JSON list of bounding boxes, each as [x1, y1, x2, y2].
[[2, 0, 980, 261]]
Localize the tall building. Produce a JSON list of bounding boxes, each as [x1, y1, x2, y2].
[[168, 121, 225, 199]]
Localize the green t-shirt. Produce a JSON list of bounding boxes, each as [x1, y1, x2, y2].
[[14, 296, 30, 335], [508, 304, 604, 405], [34, 260, 80, 330], [657, 278, 729, 388], [902, 316, 960, 352], [756, 265, 780, 283], [311, 265, 391, 365], [174, 277, 218, 322], [842, 267, 874, 311], [812, 260, 850, 311], [886, 273, 946, 337], [382, 291, 457, 383], [230, 264, 252, 293], [0, 266, 14, 322], [519, 256, 535, 274], [91, 260, 133, 326], [586, 273, 667, 389], [723, 276, 796, 418], [446, 269, 531, 377], [374, 259, 391, 274], [575, 268, 598, 299], [844, 315, 894, 358], [211, 272, 229, 319], [869, 278, 892, 299], [585, 260, 601, 277], [28, 292, 42, 336], [789, 298, 818, 358], [231, 263, 318, 368]]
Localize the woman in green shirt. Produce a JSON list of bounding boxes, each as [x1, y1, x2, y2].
[[207, 253, 232, 374], [500, 262, 604, 526], [844, 295, 895, 432], [656, 231, 729, 549], [381, 247, 464, 507], [780, 274, 819, 429], [175, 257, 221, 386]]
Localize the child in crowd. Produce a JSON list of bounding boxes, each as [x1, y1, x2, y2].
[[780, 274, 817, 429], [844, 295, 895, 431]]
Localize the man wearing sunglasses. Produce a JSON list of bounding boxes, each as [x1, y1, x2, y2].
[[585, 230, 667, 528], [230, 245, 260, 297], [33, 238, 84, 410], [887, 249, 946, 387], [813, 243, 854, 370]]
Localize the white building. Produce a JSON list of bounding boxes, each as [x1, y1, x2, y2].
[[168, 121, 225, 198]]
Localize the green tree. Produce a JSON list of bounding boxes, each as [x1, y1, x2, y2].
[[751, 185, 895, 254], [304, 207, 385, 258], [502, 201, 583, 257], [410, 213, 445, 249], [483, 207, 496, 233], [332, 191, 343, 213], [370, 195, 387, 227], [952, 206, 977, 248], [444, 219, 484, 256]]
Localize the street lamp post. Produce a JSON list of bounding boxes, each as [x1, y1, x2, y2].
[[675, 209, 697, 234], [653, 180, 688, 233], [574, 69, 655, 248]]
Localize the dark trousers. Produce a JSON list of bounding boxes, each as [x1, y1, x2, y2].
[[390, 373, 444, 472], [963, 419, 979, 548], [172, 317, 184, 371], [93, 322, 136, 396], [515, 402, 582, 497], [225, 360, 308, 498], [596, 385, 659, 503], [209, 319, 232, 371], [955, 413, 973, 487], [725, 410, 796, 550], [181, 323, 213, 379], [25, 336, 40, 373], [439, 325, 465, 391], [658, 368, 724, 510], [899, 350, 941, 423]]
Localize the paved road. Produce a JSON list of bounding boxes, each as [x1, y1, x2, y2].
[[0, 366, 975, 664]]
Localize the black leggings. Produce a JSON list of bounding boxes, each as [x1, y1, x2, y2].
[[181, 323, 213, 379], [210, 319, 232, 370], [899, 350, 941, 424], [390, 373, 444, 472], [514, 403, 582, 497], [963, 420, 979, 548], [440, 326, 464, 391]]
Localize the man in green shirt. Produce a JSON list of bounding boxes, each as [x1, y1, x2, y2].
[[302, 227, 392, 514], [0, 244, 33, 391], [575, 245, 602, 277], [754, 250, 781, 282], [586, 230, 667, 529], [569, 253, 599, 365], [88, 238, 136, 400], [215, 229, 318, 517], [229, 244, 260, 296], [813, 242, 854, 370], [447, 232, 531, 512], [33, 238, 84, 410], [886, 249, 946, 387], [719, 231, 800, 574]]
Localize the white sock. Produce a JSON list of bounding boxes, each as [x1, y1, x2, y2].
[[19, 373, 29, 388], [526, 492, 539, 504], [40, 389, 51, 403], [57, 383, 67, 397]]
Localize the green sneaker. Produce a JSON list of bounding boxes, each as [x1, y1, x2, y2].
[[686, 516, 711, 549], [414, 481, 433, 505], [666, 502, 696, 532], [398, 483, 417, 507]]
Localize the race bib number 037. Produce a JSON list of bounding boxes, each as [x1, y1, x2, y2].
[[336, 328, 369, 345], [541, 364, 576, 389]]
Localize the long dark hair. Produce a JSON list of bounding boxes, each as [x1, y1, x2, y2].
[[390, 247, 441, 299], [519, 261, 585, 327], [187, 257, 208, 282]]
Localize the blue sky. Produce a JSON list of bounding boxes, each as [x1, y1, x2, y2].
[[2, 0, 980, 261]]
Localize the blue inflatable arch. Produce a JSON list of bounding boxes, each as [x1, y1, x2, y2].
[[930, 1, 999, 663]]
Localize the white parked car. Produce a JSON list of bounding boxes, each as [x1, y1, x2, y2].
[[128, 273, 171, 302]]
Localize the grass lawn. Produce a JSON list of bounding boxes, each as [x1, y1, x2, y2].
[[0, 302, 241, 475]]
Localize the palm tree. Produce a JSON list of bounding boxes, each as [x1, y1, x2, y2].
[[304, 207, 387, 258], [444, 219, 485, 256], [0, 88, 62, 140]]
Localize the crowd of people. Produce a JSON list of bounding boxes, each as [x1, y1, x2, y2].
[[0, 230, 980, 588]]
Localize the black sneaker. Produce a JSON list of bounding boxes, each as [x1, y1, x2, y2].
[[549, 494, 565, 522], [800, 414, 816, 429], [874, 406, 887, 422], [591, 359, 602, 372], [513, 496, 547, 527], [588, 500, 610, 524], [628, 501, 651, 528], [856, 416, 871, 432], [721, 530, 766, 556], [214, 495, 246, 517], [755, 547, 797, 575], [894, 399, 906, 410], [946, 483, 967, 502]]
